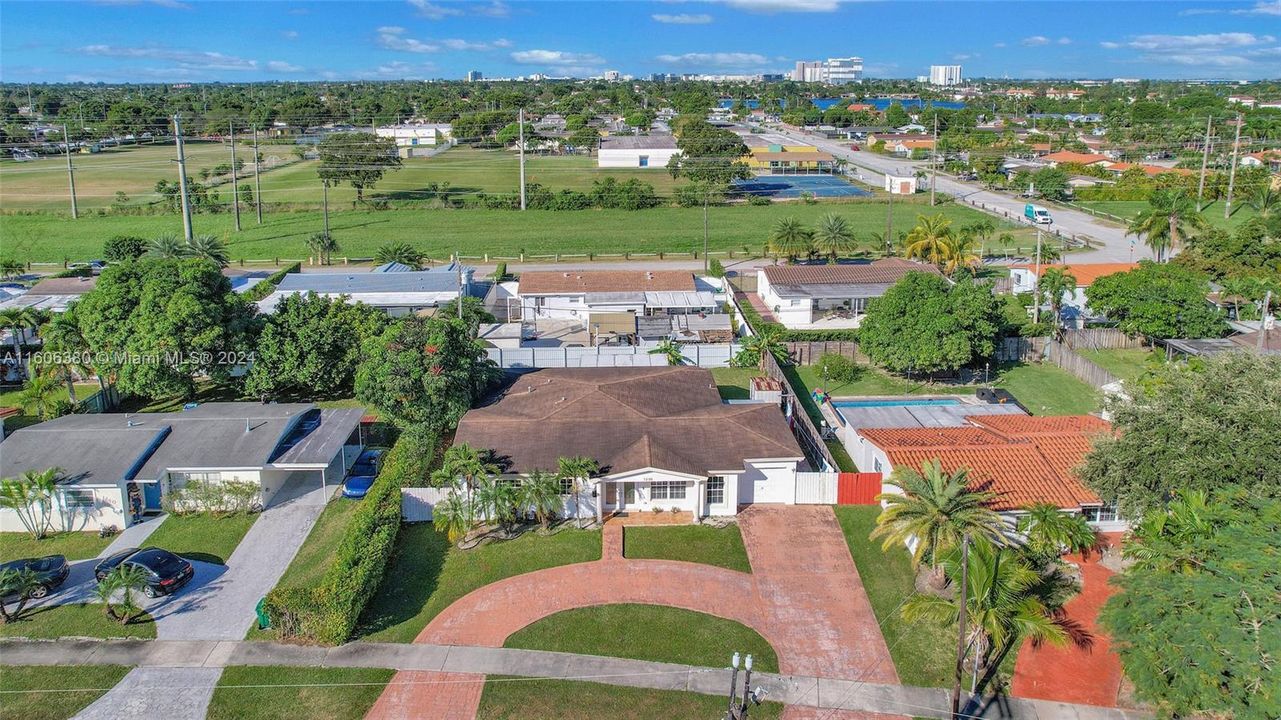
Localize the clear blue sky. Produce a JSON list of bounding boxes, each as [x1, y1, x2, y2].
[[2, 0, 1279, 83]]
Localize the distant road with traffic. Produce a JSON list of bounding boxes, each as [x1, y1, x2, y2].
[[766, 125, 1156, 264]]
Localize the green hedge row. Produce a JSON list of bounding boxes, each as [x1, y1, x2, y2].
[[244, 262, 302, 302], [262, 430, 432, 645], [735, 291, 860, 343]]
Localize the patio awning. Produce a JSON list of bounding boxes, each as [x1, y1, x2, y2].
[[271, 408, 366, 467], [588, 312, 637, 337]]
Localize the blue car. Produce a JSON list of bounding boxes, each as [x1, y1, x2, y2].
[[342, 475, 375, 499]]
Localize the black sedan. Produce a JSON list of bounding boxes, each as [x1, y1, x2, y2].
[[0, 555, 70, 599], [93, 547, 194, 598]]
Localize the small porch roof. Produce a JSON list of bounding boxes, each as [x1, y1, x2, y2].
[[271, 408, 366, 467]]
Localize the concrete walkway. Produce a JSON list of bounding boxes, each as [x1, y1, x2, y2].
[[100, 514, 167, 557], [0, 638, 1150, 720], [70, 667, 222, 720]]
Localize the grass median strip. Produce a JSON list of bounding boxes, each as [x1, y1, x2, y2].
[[207, 666, 394, 720], [0, 665, 131, 720], [623, 525, 752, 573], [0, 603, 156, 641], [143, 513, 258, 565], [477, 676, 784, 720], [0, 532, 112, 562]]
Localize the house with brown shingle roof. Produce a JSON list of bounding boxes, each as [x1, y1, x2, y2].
[[452, 367, 806, 521], [756, 259, 943, 329], [855, 414, 1123, 527], [516, 270, 719, 338]]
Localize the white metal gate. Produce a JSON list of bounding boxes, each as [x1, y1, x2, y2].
[[794, 471, 838, 505]]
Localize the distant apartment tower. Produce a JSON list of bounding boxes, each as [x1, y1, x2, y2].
[[791, 57, 864, 83], [929, 65, 963, 86], [603, 69, 621, 81], [466, 70, 483, 82]]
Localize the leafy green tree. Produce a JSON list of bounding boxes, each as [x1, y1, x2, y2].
[[1127, 189, 1208, 263], [1085, 261, 1226, 340], [317, 132, 401, 202], [871, 460, 1009, 586], [373, 242, 422, 269], [103, 235, 146, 262], [74, 258, 253, 400], [666, 119, 751, 190], [1101, 492, 1281, 720], [885, 102, 911, 128], [812, 213, 857, 263], [1031, 166, 1071, 202], [647, 339, 685, 366], [355, 315, 498, 432], [557, 455, 599, 529], [245, 293, 387, 400], [860, 273, 1003, 374], [768, 216, 813, 261], [436, 296, 497, 336], [1080, 353, 1281, 518]]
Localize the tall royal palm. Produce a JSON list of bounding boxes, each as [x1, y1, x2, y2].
[[812, 213, 857, 263], [871, 460, 1009, 586], [1126, 189, 1207, 262], [768, 216, 813, 262], [903, 214, 955, 268]]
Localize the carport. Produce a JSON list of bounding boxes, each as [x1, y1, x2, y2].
[[268, 408, 367, 504]]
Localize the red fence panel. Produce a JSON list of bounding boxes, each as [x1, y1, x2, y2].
[[837, 473, 883, 505]]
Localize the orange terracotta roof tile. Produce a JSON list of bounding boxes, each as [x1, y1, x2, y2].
[[1008, 263, 1138, 287], [969, 414, 1111, 436], [883, 445, 1099, 511], [858, 427, 1007, 448]]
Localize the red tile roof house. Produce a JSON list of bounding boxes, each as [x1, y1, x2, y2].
[[1041, 150, 1112, 168], [1008, 263, 1138, 328], [854, 414, 1125, 531]]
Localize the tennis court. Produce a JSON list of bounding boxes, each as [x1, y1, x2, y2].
[[734, 174, 873, 199]]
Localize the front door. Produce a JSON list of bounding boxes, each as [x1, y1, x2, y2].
[[142, 482, 162, 511], [624, 485, 636, 508]]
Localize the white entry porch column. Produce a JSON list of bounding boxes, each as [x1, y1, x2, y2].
[[595, 480, 604, 524]]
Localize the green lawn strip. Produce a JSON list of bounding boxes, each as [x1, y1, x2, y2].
[[708, 367, 761, 400], [0, 202, 1002, 263], [0, 383, 103, 432], [826, 439, 859, 472], [356, 524, 602, 643], [0, 665, 132, 720], [833, 507, 954, 687], [207, 666, 394, 720], [505, 604, 778, 672], [1075, 199, 1257, 231], [0, 532, 112, 562], [994, 362, 1100, 416], [142, 513, 257, 565], [0, 603, 156, 640], [623, 525, 752, 573], [1076, 348, 1159, 385], [477, 676, 784, 720]]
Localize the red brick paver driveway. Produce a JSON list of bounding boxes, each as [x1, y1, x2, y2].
[[366, 505, 898, 720]]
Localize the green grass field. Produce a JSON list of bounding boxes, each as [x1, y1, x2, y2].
[[1076, 199, 1259, 232], [0, 531, 112, 562], [623, 525, 752, 573], [0, 603, 156, 640], [143, 513, 258, 565], [207, 666, 394, 720], [0, 200, 1003, 264], [0, 665, 131, 720], [994, 362, 1100, 415], [1077, 347, 1160, 385], [0, 383, 104, 431], [477, 677, 784, 720]]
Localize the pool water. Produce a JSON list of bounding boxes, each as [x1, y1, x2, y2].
[[832, 398, 961, 408]]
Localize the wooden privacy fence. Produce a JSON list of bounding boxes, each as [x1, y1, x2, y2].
[[837, 473, 883, 505], [996, 336, 1046, 363], [1044, 340, 1119, 390], [785, 341, 864, 364], [401, 487, 454, 522], [1061, 328, 1145, 351], [795, 472, 838, 504]]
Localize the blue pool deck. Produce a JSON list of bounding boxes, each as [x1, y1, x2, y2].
[[833, 398, 961, 409]]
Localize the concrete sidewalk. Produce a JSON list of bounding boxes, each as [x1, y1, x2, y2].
[[0, 638, 1149, 720]]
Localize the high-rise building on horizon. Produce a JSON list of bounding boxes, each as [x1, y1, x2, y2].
[[929, 65, 963, 86], [466, 70, 483, 82], [791, 57, 864, 83]]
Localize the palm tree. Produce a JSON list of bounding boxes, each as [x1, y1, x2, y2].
[[812, 213, 857, 263], [146, 233, 190, 259], [0, 307, 42, 370], [557, 455, 600, 528], [738, 323, 788, 368], [997, 232, 1016, 258], [475, 476, 520, 534], [185, 234, 229, 267], [1249, 183, 1278, 221], [374, 242, 423, 270], [18, 373, 61, 421], [520, 470, 562, 532], [1126, 189, 1207, 262], [0, 567, 44, 623], [903, 213, 955, 268], [966, 218, 997, 257], [1016, 503, 1098, 566], [96, 564, 151, 623], [432, 491, 474, 544], [1122, 489, 1215, 573], [940, 234, 981, 277], [0, 468, 60, 539], [871, 460, 1009, 587], [307, 232, 340, 266], [1038, 267, 1077, 339], [40, 313, 100, 398], [768, 216, 813, 261], [0, 258, 24, 281], [647, 339, 684, 366], [431, 443, 499, 508]]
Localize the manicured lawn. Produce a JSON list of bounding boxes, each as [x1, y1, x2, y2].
[[0, 201, 1000, 264], [207, 666, 394, 720], [0, 603, 156, 640], [143, 513, 258, 565], [505, 604, 778, 671], [0, 665, 131, 720], [0, 383, 103, 431], [356, 523, 602, 643], [994, 362, 1100, 415], [477, 677, 784, 720], [833, 506, 953, 687], [1076, 199, 1258, 231], [274, 499, 360, 591], [708, 367, 761, 400], [827, 439, 859, 472], [1077, 347, 1160, 385], [623, 524, 751, 573], [0, 532, 112, 562]]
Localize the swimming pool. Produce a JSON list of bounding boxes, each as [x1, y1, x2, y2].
[[832, 398, 961, 409]]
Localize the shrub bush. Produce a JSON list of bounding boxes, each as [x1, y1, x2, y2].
[[163, 479, 261, 516], [746, 195, 772, 206], [816, 352, 862, 383], [244, 262, 302, 302]]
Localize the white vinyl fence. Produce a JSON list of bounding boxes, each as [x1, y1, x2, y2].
[[794, 471, 838, 505], [486, 344, 741, 369], [401, 487, 455, 522]]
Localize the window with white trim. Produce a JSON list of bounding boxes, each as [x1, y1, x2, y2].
[[706, 476, 725, 505], [650, 481, 687, 500], [61, 490, 96, 510], [1083, 503, 1119, 523], [559, 475, 575, 494]]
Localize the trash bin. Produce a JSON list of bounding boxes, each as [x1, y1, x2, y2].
[[255, 597, 271, 630]]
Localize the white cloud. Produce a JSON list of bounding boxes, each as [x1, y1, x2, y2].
[[1233, 0, 1281, 14], [1100, 32, 1281, 71], [441, 38, 491, 50], [281, 30, 299, 39], [1100, 41, 1121, 49], [1021, 35, 1050, 46], [492, 38, 513, 47], [1124, 32, 1273, 51], [376, 26, 438, 53], [267, 60, 303, 73], [655, 51, 770, 67], [652, 13, 713, 23], [993, 41, 1006, 48], [408, 0, 462, 19], [474, 1, 510, 17], [1057, 37, 1072, 45], [1178, 7, 1222, 15], [92, 0, 192, 9], [952, 53, 978, 61], [77, 44, 258, 70], [511, 49, 605, 66], [716, 0, 842, 11]]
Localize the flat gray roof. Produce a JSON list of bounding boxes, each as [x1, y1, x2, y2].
[[135, 403, 313, 478], [0, 419, 169, 487], [599, 134, 678, 150], [837, 402, 1026, 431], [278, 269, 464, 294], [272, 408, 365, 466]]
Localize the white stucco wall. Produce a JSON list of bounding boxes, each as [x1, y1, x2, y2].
[[736, 460, 799, 505], [756, 270, 814, 328], [0, 485, 126, 534], [598, 147, 680, 168]]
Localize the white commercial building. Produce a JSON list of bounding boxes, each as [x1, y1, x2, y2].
[[375, 123, 453, 157], [597, 134, 681, 168], [791, 57, 864, 83], [929, 65, 963, 86]]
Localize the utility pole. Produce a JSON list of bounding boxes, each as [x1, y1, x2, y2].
[[62, 124, 78, 219], [456, 253, 465, 321], [703, 189, 711, 274], [518, 108, 527, 211], [885, 175, 894, 257], [930, 113, 939, 207], [1224, 112, 1242, 221], [173, 114, 194, 242], [1032, 228, 1043, 325], [951, 535, 971, 720], [726, 653, 740, 719], [252, 126, 263, 224], [321, 180, 330, 239], [229, 122, 241, 232], [1260, 290, 1274, 353], [1196, 114, 1212, 212]]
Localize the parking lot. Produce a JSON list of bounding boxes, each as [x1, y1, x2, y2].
[[734, 174, 873, 199]]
